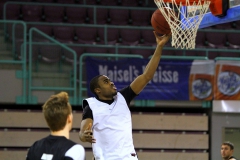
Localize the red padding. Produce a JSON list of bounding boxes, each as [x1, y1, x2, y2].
[[209, 0, 229, 17]]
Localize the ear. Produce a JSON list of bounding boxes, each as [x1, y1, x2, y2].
[[67, 113, 73, 124], [94, 88, 100, 94]]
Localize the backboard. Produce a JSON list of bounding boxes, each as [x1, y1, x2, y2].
[[198, 0, 240, 28]]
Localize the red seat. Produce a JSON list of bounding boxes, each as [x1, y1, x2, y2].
[[195, 31, 207, 48], [39, 45, 62, 63], [86, 47, 108, 54], [66, 6, 87, 24], [75, 27, 98, 44], [22, 5, 43, 22], [43, 6, 65, 22], [109, 9, 130, 25], [53, 26, 75, 43], [140, 29, 156, 46], [227, 32, 240, 49], [119, 29, 141, 45], [28, 25, 53, 41], [206, 31, 227, 48], [95, 0, 118, 5], [6, 4, 21, 20], [0, 0, 7, 19], [130, 10, 151, 26], [87, 8, 109, 24], [131, 48, 154, 59], [120, 0, 139, 6], [97, 28, 120, 45], [63, 46, 85, 64]]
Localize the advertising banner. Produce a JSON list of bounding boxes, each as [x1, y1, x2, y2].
[[214, 60, 240, 100], [86, 57, 215, 100]]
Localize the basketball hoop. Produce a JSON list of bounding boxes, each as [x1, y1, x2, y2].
[[154, 0, 211, 49]]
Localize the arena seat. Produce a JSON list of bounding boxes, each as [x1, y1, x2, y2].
[[119, 28, 141, 45], [87, 8, 109, 24], [97, 27, 120, 45], [140, 29, 156, 46], [108, 9, 130, 25], [63, 45, 85, 64], [227, 32, 240, 49], [75, 27, 98, 44], [130, 9, 152, 26], [5, 3, 21, 20], [205, 31, 227, 48], [43, 5, 65, 22], [22, 5, 43, 22], [53, 26, 75, 43], [39, 45, 62, 63], [65, 6, 88, 24]]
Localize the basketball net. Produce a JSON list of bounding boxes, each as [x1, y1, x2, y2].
[[154, 0, 211, 49]]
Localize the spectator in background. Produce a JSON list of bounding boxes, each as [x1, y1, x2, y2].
[[26, 92, 85, 160], [221, 141, 238, 160]]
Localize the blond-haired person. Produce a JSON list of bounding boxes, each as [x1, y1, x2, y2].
[[26, 92, 85, 160]]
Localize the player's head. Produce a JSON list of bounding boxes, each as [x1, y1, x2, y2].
[[42, 92, 73, 132], [90, 75, 117, 100], [221, 141, 234, 159]]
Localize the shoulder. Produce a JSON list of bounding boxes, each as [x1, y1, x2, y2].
[[119, 86, 137, 104], [65, 144, 85, 160]]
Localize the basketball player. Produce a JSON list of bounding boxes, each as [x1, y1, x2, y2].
[[221, 141, 238, 160], [26, 92, 85, 160], [79, 32, 171, 160]]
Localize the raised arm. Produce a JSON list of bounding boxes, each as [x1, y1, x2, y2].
[[130, 32, 171, 94]]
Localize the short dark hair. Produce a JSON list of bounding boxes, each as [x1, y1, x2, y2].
[[222, 141, 234, 150], [89, 75, 102, 96]]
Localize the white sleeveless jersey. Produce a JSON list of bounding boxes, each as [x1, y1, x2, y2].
[[86, 92, 138, 160]]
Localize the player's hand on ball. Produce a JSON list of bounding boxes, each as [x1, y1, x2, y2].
[[83, 123, 96, 143], [153, 31, 171, 47]]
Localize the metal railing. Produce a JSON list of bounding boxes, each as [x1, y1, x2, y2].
[[0, 20, 27, 104], [28, 27, 78, 104]]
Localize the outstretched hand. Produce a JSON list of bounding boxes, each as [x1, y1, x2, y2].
[[83, 123, 96, 143], [153, 31, 171, 47]]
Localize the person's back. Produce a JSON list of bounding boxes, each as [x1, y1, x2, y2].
[[26, 92, 85, 160], [27, 135, 84, 160]]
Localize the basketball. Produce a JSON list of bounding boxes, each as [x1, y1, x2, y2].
[[151, 8, 171, 35]]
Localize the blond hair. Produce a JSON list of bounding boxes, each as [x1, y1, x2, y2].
[[42, 92, 72, 131]]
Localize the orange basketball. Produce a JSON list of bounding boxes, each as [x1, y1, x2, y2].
[[151, 8, 171, 35]]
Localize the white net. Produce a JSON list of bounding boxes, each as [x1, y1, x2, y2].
[[154, 0, 211, 49]]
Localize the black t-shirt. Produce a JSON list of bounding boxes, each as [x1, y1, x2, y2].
[[229, 156, 238, 160], [26, 135, 77, 160], [82, 86, 137, 120]]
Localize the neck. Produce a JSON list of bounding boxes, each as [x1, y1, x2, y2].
[[51, 127, 70, 139]]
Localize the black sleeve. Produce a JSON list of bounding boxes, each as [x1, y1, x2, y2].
[[82, 100, 93, 120], [119, 86, 137, 105], [63, 157, 74, 160]]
